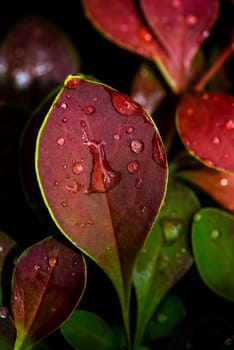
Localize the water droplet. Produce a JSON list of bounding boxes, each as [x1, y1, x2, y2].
[[220, 178, 228, 186], [212, 136, 221, 144], [157, 313, 168, 323], [66, 77, 80, 89], [171, 0, 181, 8], [61, 103, 68, 109], [140, 205, 147, 214], [138, 26, 152, 43], [135, 177, 143, 189], [210, 229, 221, 240], [108, 89, 143, 116], [48, 256, 58, 267], [0, 307, 9, 319], [194, 212, 202, 221], [186, 108, 194, 116], [72, 161, 84, 175], [57, 138, 65, 146], [186, 14, 198, 27], [66, 94, 71, 99], [65, 179, 80, 193], [130, 139, 144, 154], [61, 201, 67, 207], [126, 126, 134, 134], [34, 264, 41, 271], [152, 133, 166, 168], [226, 120, 234, 130], [127, 160, 139, 174], [61, 117, 68, 123], [161, 218, 183, 244], [113, 134, 121, 140], [82, 105, 96, 115], [87, 141, 122, 193], [87, 219, 95, 225]]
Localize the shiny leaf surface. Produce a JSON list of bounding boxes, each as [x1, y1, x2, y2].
[[192, 207, 234, 302], [11, 236, 86, 350], [176, 92, 234, 173]]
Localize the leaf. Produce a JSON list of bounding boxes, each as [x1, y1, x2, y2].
[[11, 236, 86, 350], [35, 74, 168, 342], [192, 207, 234, 302], [176, 92, 234, 173], [176, 166, 234, 212], [140, 0, 219, 91], [0, 307, 16, 350], [60, 310, 119, 350], [144, 293, 187, 341], [0, 16, 81, 111], [133, 179, 199, 349], [0, 230, 20, 305]]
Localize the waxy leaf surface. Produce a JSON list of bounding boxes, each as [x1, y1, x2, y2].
[[176, 92, 234, 173], [61, 310, 119, 350], [11, 236, 86, 350], [192, 208, 234, 302], [177, 167, 234, 212], [35, 74, 168, 322], [0, 307, 16, 350], [133, 180, 199, 349]]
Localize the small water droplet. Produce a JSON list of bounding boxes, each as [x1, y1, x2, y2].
[[186, 108, 194, 116], [72, 161, 84, 175], [34, 264, 41, 271], [186, 14, 198, 27], [138, 26, 152, 43], [57, 137, 65, 146], [210, 229, 221, 240], [61, 103, 68, 109], [0, 307, 9, 319], [127, 160, 139, 174], [108, 89, 143, 116], [66, 77, 80, 89], [140, 205, 147, 214], [161, 218, 183, 244], [48, 256, 58, 267], [152, 133, 166, 168], [61, 117, 68, 123], [212, 136, 221, 144], [126, 126, 134, 134], [171, 0, 181, 8], [61, 201, 67, 207], [87, 219, 95, 225], [87, 141, 122, 193], [220, 178, 228, 186], [226, 120, 234, 130], [82, 105, 96, 115], [66, 94, 71, 99], [130, 139, 144, 154], [194, 212, 202, 221], [157, 313, 168, 323], [113, 134, 121, 140]]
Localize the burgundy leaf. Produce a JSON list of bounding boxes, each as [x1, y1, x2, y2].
[[35, 75, 168, 313], [176, 92, 234, 173], [11, 236, 86, 350]]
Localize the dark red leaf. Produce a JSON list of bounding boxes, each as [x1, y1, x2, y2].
[[35, 75, 168, 311], [11, 236, 86, 349], [176, 92, 234, 173]]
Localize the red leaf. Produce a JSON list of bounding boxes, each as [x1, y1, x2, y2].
[[35, 75, 168, 309], [176, 92, 234, 173], [11, 236, 86, 349]]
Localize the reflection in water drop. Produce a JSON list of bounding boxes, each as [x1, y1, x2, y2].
[[127, 160, 139, 174], [226, 120, 234, 130], [87, 141, 122, 193], [57, 138, 65, 146], [138, 26, 152, 43], [82, 105, 96, 115], [34, 264, 41, 271], [61, 103, 68, 109], [48, 256, 58, 267]]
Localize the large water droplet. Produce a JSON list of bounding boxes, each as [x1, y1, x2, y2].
[[130, 139, 144, 154], [152, 133, 166, 168], [127, 160, 139, 174], [161, 218, 183, 244], [72, 161, 84, 175], [87, 141, 122, 193], [82, 105, 96, 115], [108, 89, 143, 116]]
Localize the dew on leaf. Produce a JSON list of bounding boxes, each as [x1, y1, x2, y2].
[[33, 264, 41, 271], [82, 105, 96, 115], [171, 0, 181, 8], [130, 139, 144, 153], [0, 307, 9, 319], [108, 89, 143, 116], [113, 134, 121, 140], [161, 218, 183, 244], [66, 94, 71, 99], [72, 161, 84, 175], [139, 205, 147, 214], [57, 137, 65, 146], [126, 126, 134, 134], [61, 103, 68, 109], [212, 136, 221, 144], [186, 108, 194, 116], [210, 229, 221, 240], [152, 133, 166, 168], [220, 178, 228, 186], [127, 160, 139, 174], [61, 201, 67, 207], [65, 77, 80, 89], [226, 120, 234, 130], [61, 117, 68, 123], [186, 14, 198, 27], [48, 256, 58, 267], [138, 26, 152, 43], [202, 93, 209, 101], [87, 141, 122, 193]]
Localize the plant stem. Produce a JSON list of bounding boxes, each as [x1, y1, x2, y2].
[[194, 34, 234, 92]]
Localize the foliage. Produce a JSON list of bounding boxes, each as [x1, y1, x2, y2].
[[0, 1, 233, 349]]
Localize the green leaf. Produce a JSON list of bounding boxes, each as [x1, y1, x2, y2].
[[133, 179, 200, 349], [60, 310, 120, 350], [192, 207, 234, 301], [11, 236, 87, 350]]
